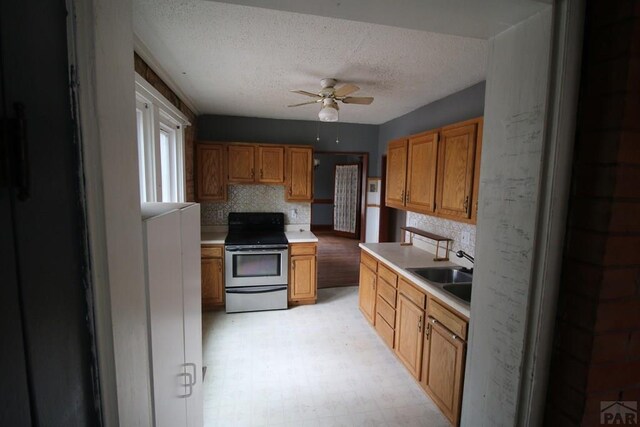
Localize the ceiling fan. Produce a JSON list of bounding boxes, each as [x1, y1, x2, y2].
[[288, 78, 374, 122]]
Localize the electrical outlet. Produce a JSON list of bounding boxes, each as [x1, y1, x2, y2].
[[216, 210, 224, 222], [289, 209, 298, 219], [461, 231, 470, 245]]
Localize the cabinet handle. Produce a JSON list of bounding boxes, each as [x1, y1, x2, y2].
[[418, 315, 423, 332], [425, 323, 431, 339], [463, 196, 469, 212], [184, 362, 197, 385], [292, 261, 295, 270], [260, 168, 263, 178], [178, 372, 193, 398], [401, 190, 405, 204], [251, 168, 254, 178], [406, 191, 410, 203], [289, 187, 292, 196], [452, 334, 460, 341]]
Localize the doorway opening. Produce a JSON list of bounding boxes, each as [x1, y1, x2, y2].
[[311, 151, 368, 288]]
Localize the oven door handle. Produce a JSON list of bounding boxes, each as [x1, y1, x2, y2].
[[226, 286, 288, 294]]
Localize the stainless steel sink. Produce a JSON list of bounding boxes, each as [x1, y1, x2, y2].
[[442, 283, 472, 303], [407, 267, 472, 284]]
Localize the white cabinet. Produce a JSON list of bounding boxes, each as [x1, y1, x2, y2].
[[142, 203, 202, 427]]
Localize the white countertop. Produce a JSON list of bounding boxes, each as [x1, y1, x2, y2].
[[360, 243, 470, 318], [201, 230, 317, 244], [285, 230, 318, 243], [201, 232, 226, 245]]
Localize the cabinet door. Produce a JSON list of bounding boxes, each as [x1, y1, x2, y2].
[[394, 294, 424, 379], [181, 205, 203, 427], [228, 144, 255, 183], [385, 138, 408, 209], [358, 263, 377, 324], [422, 319, 466, 426], [406, 132, 438, 213], [144, 212, 188, 427], [257, 145, 285, 184], [286, 146, 313, 201], [290, 255, 317, 301], [435, 123, 477, 220], [201, 257, 224, 309], [196, 143, 227, 201]]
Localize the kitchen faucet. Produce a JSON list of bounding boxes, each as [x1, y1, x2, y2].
[[456, 250, 474, 273]]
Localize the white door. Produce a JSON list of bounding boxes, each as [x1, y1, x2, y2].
[[180, 204, 203, 427], [144, 210, 187, 427]]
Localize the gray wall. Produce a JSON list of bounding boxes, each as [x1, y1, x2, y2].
[[461, 8, 553, 426], [198, 115, 380, 175]]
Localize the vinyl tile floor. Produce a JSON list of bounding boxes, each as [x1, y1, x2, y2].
[[202, 286, 450, 427]]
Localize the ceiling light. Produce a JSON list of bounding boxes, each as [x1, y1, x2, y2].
[[318, 99, 338, 122]]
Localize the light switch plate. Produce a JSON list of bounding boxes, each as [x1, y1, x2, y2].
[[461, 231, 470, 245]]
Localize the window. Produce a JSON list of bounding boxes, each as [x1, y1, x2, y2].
[[135, 73, 189, 202]]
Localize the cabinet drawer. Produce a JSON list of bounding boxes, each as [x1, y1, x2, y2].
[[290, 243, 317, 256], [375, 315, 395, 349], [360, 251, 377, 272], [201, 245, 223, 258], [377, 279, 397, 308], [378, 262, 398, 288], [429, 298, 468, 340], [376, 295, 396, 328], [398, 278, 426, 309]]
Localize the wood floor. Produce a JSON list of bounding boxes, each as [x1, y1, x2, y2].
[[315, 231, 361, 289]]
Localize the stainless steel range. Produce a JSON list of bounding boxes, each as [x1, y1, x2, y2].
[[224, 212, 288, 313]]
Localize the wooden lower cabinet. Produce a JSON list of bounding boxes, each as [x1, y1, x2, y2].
[[201, 245, 224, 310], [358, 250, 469, 426], [289, 243, 317, 304], [394, 293, 424, 379], [421, 317, 467, 426], [358, 261, 377, 324]]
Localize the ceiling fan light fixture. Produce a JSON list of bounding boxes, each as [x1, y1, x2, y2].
[[318, 106, 338, 122], [318, 98, 338, 122]]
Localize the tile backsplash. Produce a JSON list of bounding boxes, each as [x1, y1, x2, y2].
[[201, 185, 311, 225], [405, 211, 476, 257]]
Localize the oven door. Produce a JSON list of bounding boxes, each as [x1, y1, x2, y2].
[[225, 245, 288, 288]]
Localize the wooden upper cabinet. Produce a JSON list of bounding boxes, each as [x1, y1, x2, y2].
[[406, 131, 439, 213], [286, 146, 313, 201], [383, 117, 483, 224], [435, 121, 478, 220], [196, 143, 227, 202], [256, 145, 285, 184], [228, 144, 255, 183], [385, 138, 408, 209]]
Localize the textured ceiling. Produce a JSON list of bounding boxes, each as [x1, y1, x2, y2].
[[133, 0, 493, 124]]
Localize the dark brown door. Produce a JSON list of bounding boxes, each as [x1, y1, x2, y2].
[[0, 0, 101, 424]]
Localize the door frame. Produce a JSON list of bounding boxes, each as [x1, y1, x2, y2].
[[312, 151, 368, 242]]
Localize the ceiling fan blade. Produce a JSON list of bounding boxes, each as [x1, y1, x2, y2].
[[334, 83, 359, 97], [290, 90, 321, 98], [287, 100, 321, 107], [342, 96, 374, 105]]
